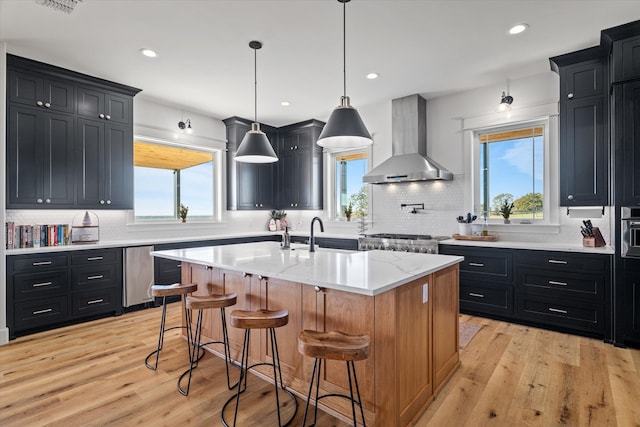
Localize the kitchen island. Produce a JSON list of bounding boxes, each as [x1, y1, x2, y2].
[[152, 242, 463, 426]]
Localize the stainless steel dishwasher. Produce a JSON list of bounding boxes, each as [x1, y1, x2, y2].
[[124, 245, 155, 307]]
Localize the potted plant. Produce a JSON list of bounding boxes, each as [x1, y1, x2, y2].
[[269, 210, 287, 231], [178, 203, 189, 222], [344, 203, 353, 221], [498, 201, 514, 224]]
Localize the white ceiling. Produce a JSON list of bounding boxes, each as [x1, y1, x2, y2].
[[1, 0, 639, 126]]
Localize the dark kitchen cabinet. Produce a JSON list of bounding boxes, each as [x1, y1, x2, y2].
[[7, 105, 75, 208], [7, 248, 123, 339], [76, 118, 133, 209], [611, 34, 640, 82], [224, 116, 277, 210], [620, 259, 640, 346], [277, 120, 324, 210], [614, 81, 640, 206], [7, 69, 74, 113], [76, 86, 131, 125], [551, 49, 609, 206]]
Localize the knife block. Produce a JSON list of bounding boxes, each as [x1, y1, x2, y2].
[[583, 227, 606, 247]]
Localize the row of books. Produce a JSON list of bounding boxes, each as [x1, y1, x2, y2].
[[5, 222, 71, 249]]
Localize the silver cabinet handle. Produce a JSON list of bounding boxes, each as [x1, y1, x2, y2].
[[44, 102, 51, 108], [243, 272, 250, 277], [567, 194, 574, 200], [548, 280, 568, 286], [468, 262, 485, 267], [88, 299, 104, 305], [87, 275, 104, 280], [100, 200, 105, 205], [548, 260, 567, 264], [548, 307, 568, 314], [87, 256, 103, 261], [177, 264, 182, 268], [37, 198, 43, 203], [99, 113, 105, 119], [257, 275, 266, 281], [32, 261, 52, 266], [36, 100, 44, 106], [33, 281, 53, 288], [106, 200, 111, 205], [314, 286, 324, 292], [45, 198, 51, 203], [469, 292, 485, 298], [567, 93, 574, 99], [105, 114, 111, 120], [33, 308, 53, 315]]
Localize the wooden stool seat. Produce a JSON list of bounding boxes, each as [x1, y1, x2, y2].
[[230, 309, 289, 329], [151, 283, 197, 297], [186, 293, 237, 311], [298, 330, 370, 362]]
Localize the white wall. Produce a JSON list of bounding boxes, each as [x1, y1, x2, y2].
[[1, 43, 8, 344]]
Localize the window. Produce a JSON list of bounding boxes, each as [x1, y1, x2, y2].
[[134, 140, 215, 220], [334, 151, 368, 219], [477, 124, 544, 221]]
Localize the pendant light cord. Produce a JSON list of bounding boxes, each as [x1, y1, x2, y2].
[[342, 0, 346, 98], [254, 46, 258, 123]]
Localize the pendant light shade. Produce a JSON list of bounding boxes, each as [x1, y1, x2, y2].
[[317, 0, 372, 149], [235, 40, 278, 163]]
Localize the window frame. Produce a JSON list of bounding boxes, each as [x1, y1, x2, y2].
[[326, 147, 371, 221]]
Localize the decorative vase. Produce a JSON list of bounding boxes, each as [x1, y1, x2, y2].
[[503, 218, 510, 224], [269, 219, 277, 231]]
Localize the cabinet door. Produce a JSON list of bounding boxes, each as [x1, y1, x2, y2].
[[7, 106, 74, 207], [217, 269, 252, 360], [8, 70, 74, 113], [103, 123, 133, 208], [432, 266, 459, 393], [76, 118, 104, 206], [612, 34, 640, 82], [560, 95, 608, 206], [77, 87, 105, 121], [562, 59, 606, 100], [104, 93, 130, 125], [619, 81, 640, 206]]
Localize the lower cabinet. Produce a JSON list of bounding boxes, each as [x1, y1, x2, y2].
[[7, 248, 123, 339], [440, 244, 611, 339]]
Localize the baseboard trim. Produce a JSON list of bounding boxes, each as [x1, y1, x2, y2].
[[0, 327, 10, 345]]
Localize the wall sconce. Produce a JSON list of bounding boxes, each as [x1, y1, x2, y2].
[[497, 91, 513, 112], [178, 119, 193, 134]]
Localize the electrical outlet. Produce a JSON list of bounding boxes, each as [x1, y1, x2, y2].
[[422, 283, 429, 303]]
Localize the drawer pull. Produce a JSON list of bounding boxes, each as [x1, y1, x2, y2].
[[177, 264, 182, 268], [33, 281, 53, 288], [87, 275, 104, 280], [548, 307, 568, 314], [87, 256, 104, 261], [32, 261, 52, 266], [468, 292, 485, 298], [468, 262, 485, 267], [88, 299, 104, 305], [548, 280, 568, 286], [548, 260, 567, 265], [33, 308, 53, 315]]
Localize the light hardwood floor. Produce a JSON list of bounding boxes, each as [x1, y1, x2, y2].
[[1, 307, 638, 426]]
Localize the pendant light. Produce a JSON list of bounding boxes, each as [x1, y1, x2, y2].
[[235, 41, 278, 163], [317, 0, 372, 149]]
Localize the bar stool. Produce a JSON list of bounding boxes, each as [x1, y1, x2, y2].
[[297, 330, 370, 427], [178, 293, 238, 396], [221, 309, 298, 427], [145, 283, 198, 371]]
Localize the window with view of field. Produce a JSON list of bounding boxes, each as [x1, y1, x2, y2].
[[335, 152, 368, 219], [133, 141, 215, 221], [479, 125, 544, 221]]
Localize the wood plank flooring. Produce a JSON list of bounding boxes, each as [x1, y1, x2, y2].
[[1, 307, 638, 426]]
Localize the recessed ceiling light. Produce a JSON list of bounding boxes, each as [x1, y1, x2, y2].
[[280, 101, 290, 106], [366, 73, 379, 79], [140, 48, 158, 58], [508, 23, 529, 35]]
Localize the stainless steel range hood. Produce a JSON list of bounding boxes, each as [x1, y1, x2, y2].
[[363, 94, 453, 184]]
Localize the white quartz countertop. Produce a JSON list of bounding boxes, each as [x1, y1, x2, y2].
[[439, 238, 615, 254], [151, 241, 463, 296]]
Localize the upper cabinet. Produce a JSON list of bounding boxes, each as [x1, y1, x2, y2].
[[224, 117, 325, 211], [550, 47, 609, 207], [5, 54, 141, 210], [612, 34, 640, 83], [277, 120, 324, 210]]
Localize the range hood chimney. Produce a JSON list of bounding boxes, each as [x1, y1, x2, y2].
[[363, 94, 453, 184]]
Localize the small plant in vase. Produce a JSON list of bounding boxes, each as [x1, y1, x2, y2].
[[343, 203, 353, 221], [498, 201, 514, 224], [269, 210, 287, 231], [178, 204, 189, 223]]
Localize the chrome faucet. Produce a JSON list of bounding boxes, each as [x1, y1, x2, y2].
[[309, 217, 324, 252]]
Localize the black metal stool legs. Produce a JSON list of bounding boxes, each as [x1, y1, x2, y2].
[[302, 359, 366, 427]]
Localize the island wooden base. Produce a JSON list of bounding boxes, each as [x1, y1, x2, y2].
[[181, 263, 460, 426]]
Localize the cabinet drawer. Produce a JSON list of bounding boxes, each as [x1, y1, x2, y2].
[[155, 257, 182, 285], [71, 288, 118, 317], [440, 245, 513, 283], [460, 283, 513, 315], [516, 250, 609, 273], [14, 296, 69, 330], [12, 255, 68, 272], [518, 269, 605, 301], [517, 294, 604, 334], [14, 269, 69, 300], [72, 264, 118, 289], [71, 250, 118, 265]]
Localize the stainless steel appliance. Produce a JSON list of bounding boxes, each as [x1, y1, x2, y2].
[[358, 233, 445, 254], [621, 207, 640, 258], [124, 245, 155, 307]]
